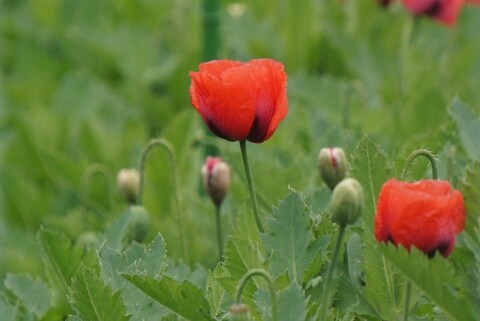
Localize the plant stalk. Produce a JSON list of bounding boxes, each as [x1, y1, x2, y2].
[[215, 204, 223, 261], [235, 269, 277, 321], [403, 281, 412, 321], [401, 149, 438, 180], [318, 225, 346, 320], [239, 140, 264, 233], [138, 138, 188, 263]]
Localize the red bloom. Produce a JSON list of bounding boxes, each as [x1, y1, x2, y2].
[[189, 59, 288, 143], [402, 0, 464, 26], [375, 179, 465, 258]]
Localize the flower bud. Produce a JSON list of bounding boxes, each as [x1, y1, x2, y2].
[[117, 169, 140, 204], [201, 157, 231, 206], [317, 147, 347, 190], [329, 178, 363, 227], [228, 303, 250, 321], [123, 205, 150, 244]]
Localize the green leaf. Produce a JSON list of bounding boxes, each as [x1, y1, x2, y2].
[[381, 244, 476, 321], [350, 136, 393, 225], [66, 316, 82, 321], [449, 98, 480, 160], [123, 274, 213, 321], [206, 271, 230, 319], [460, 161, 480, 242], [261, 191, 325, 284], [277, 283, 308, 321], [0, 299, 21, 321], [37, 228, 82, 295], [4, 274, 51, 318], [98, 235, 169, 321], [70, 266, 130, 321]]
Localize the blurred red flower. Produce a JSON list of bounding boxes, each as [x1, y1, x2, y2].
[[402, 0, 464, 26], [189, 59, 288, 143], [375, 179, 465, 258]]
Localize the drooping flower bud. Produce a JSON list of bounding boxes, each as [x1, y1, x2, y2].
[[228, 304, 250, 321], [117, 169, 140, 204], [317, 147, 347, 190], [329, 178, 363, 227], [201, 157, 231, 206], [123, 205, 150, 244]]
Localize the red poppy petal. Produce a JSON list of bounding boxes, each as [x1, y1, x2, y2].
[[247, 59, 288, 142], [190, 65, 257, 141], [431, 0, 464, 26], [198, 60, 244, 79], [402, 0, 438, 14], [375, 179, 398, 242]]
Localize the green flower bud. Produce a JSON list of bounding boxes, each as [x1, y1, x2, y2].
[[228, 304, 250, 321], [201, 157, 231, 206], [77, 231, 100, 253], [117, 169, 140, 204], [317, 147, 347, 190], [329, 178, 363, 227], [123, 205, 150, 244]]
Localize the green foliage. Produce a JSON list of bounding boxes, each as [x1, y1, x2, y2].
[[261, 191, 328, 284], [4, 274, 51, 319], [69, 266, 130, 321], [123, 274, 213, 321], [1, 0, 480, 320]]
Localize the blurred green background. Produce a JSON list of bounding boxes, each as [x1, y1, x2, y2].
[[0, 0, 479, 279]]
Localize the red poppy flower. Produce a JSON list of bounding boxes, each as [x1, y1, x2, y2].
[[189, 59, 288, 143], [402, 0, 464, 26], [375, 179, 465, 258]]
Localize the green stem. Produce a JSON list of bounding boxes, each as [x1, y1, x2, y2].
[[342, 83, 354, 129], [403, 281, 412, 321], [235, 269, 277, 321], [202, 0, 220, 61], [138, 138, 188, 263], [401, 149, 438, 180], [81, 163, 112, 217], [239, 140, 264, 233], [215, 204, 223, 261], [318, 225, 346, 320]]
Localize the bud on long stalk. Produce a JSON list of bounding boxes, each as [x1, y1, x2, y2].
[[117, 169, 140, 204], [201, 157, 231, 206], [228, 304, 250, 321], [329, 178, 363, 228]]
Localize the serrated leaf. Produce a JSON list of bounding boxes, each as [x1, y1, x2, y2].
[[380, 244, 476, 321], [350, 136, 393, 225], [449, 98, 480, 160], [277, 283, 308, 321], [4, 274, 51, 318], [215, 236, 263, 319], [0, 299, 21, 321], [98, 235, 169, 321], [460, 161, 480, 241], [70, 266, 130, 321], [37, 228, 82, 295], [206, 271, 230, 319], [66, 316, 82, 321], [123, 274, 213, 321], [261, 191, 325, 284], [255, 282, 307, 321]]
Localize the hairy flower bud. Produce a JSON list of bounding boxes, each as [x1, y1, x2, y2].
[[318, 147, 347, 190], [228, 304, 250, 321], [329, 178, 363, 227], [201, 157, 231, 206], [123, 205, 150, 244], [117, 169, 140, 204]]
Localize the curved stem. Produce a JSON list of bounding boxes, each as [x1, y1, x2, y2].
[[318, 225, 346, 320], [401, 149, 438, 180], [239, 140, 264, 233], [235, 269, 277, 321], [215, 204, 223, 261], [403, 281, 412, 321], [138, 138, 187, 263], [81, 163, 113, 214]]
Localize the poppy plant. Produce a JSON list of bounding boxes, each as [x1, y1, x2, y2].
[[189, 59, 288, 143], [374, 179, 465, 258], [401, 0, 464, 26]]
